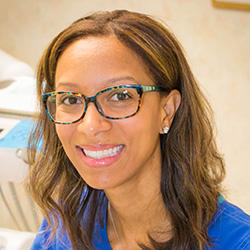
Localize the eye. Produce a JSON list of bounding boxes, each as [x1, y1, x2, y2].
[[109, 90, 132, 101], [61, 95, 82, 105]]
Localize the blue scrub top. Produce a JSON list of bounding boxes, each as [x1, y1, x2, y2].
[[31, 197, 250, 249]]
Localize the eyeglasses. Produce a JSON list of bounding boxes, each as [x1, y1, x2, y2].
[[42, 84, 164, 124]]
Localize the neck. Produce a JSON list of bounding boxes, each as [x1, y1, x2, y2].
[[104, 170, 171, 248]]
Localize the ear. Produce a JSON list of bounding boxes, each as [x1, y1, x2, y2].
[[160, 89, 181, 134]]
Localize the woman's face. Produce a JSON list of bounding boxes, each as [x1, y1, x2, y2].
[[55, 36, 167, 191]]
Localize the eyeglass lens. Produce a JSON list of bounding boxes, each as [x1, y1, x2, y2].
[[46, 87, 140, 123]]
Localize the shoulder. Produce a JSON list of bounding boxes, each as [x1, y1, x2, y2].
[[30, 189, 107, 250], [208, 199, 250, 249]]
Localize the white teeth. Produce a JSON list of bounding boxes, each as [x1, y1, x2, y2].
[[84, 146, 123, 159]]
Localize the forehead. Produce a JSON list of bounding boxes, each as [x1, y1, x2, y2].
[[54, 36, 154, 93]]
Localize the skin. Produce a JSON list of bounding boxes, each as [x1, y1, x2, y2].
[[55, 36, 181, 249]]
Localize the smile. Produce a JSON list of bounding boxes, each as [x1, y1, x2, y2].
[[83, 145, 123, 159]]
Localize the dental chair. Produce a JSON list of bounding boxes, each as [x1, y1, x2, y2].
[[0, 49, 42, 249], [0, 121, 42, 249]]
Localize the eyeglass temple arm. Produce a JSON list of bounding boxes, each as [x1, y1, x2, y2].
[[141, 85, 164, 92]]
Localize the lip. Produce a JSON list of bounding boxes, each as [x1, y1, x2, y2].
[[77, 144, 124, 168]]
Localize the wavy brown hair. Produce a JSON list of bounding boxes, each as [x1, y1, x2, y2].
[[26, 10, 225, 249]]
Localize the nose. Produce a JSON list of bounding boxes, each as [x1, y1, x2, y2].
[[77, 102, 112, 137]]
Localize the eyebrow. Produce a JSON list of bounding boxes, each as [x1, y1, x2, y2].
[[56, 82, 78, 89], [103, 76, 138, 84], [56, 76, 138, 89]]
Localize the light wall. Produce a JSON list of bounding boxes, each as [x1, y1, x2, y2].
[[0, 0, 249, 213]]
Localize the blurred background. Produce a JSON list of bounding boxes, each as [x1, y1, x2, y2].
[[0, 0, 249, 245]]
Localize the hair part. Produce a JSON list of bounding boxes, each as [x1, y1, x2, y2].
[[26, 10, 225, 249]]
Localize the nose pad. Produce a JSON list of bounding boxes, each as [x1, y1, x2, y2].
[[77, 102, 112, 136]]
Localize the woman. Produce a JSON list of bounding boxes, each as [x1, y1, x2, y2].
[[27, 10, 250, 249]]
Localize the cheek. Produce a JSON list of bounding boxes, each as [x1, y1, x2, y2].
[[55, 125, 74, 147], [120, 109, 162, 148]]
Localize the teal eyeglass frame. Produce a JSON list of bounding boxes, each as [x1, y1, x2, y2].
[[42, 84, 164, 124]]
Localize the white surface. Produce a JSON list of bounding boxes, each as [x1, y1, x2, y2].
[[0, 117, 20, 140], [0, 76, 37, 116], [0, 228, 35, 250], [0, 49, 34, 82], [0, 148, 28, 183]]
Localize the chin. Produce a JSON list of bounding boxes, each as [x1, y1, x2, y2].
[[81, 175, 116, 190]]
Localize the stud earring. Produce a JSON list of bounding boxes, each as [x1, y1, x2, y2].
[[163, 126, 169, 134]]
